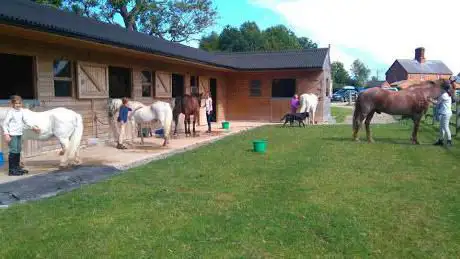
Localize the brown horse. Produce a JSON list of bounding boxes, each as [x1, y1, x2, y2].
[[352, 78, 457, 144], [172, 93, 203, 137]]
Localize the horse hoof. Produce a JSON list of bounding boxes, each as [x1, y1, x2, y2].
[[368, 139, 375, 143], [353, 138, 360, 142]]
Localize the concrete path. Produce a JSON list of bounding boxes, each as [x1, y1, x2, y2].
[[0, 121, 269, 206]]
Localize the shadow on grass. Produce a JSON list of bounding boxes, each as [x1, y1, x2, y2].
[[321, 136, 434, 146]]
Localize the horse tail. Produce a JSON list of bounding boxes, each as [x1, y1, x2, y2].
[[352, 93, 362, 131], [67, 112, 84, 161], [162, 103, 173, 142], [280, 114, 287, 121]]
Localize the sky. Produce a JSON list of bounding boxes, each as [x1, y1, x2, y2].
[[188, 0, 460, 80]]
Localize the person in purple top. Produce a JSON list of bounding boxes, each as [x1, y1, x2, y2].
[[290, 94, 300, 114]]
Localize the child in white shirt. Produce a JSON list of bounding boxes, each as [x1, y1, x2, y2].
[[2, 95, 40, 176]]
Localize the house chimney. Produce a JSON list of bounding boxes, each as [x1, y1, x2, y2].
[[415, 47, 425, 63]]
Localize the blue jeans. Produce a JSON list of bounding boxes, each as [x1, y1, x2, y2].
[[206, 112, 212, 131]]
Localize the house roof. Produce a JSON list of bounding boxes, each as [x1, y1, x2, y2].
[[0, 0, 329, 71], [396, 59, 452, 75]]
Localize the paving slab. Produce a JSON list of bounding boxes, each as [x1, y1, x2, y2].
[[0, 121, 269, 207]]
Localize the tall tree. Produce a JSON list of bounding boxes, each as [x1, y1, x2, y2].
[[35, 0, 218, 43], [217, 25, 249, 52], [199, 31, 220, 51], [239, 21, 265, 51], [350, 59, 371, 86], [32, 0, 62, 8], [331, 61, 351, 88], [298, 37, 318, 49], [262, 25, 301, 51], [199, 21, 318, 52]]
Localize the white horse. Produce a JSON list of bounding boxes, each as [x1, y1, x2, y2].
[[299, 93, 319, 125], [0, 107, 84, 169], [108, 99, 173, 147]]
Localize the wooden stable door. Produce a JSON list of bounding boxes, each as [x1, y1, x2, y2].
[[155, 71, 172, 98], [198, 76, 210, 126], [270, 98, 291, 122], [77, 62, 109, 99]]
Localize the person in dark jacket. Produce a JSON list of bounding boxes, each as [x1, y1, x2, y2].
[[117, 97, 132, 149]]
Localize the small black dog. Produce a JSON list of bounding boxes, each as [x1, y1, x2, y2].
[[280, 112, 309, 127]]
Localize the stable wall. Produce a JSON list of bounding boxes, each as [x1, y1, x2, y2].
[[0, 26, 229, 157], [226, 70, 331, 123]]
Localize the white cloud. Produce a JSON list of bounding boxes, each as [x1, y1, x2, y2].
[[251, 0, 460, 74]]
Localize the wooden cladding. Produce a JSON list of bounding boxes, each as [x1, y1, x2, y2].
[[199, 76, 210, 94], [155, 71, 172, 98], [76, 62, 109, 99]]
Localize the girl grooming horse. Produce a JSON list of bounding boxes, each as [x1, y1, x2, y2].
[[352, 78, 456, 144]]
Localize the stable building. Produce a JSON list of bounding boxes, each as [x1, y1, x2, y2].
[[0, 0, 332, 157]]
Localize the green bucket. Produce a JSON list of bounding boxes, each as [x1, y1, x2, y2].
[[253, 140, 267, 153], [222, 121, 230, 130]]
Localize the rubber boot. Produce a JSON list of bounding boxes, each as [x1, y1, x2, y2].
[[8, 153, 22, 176], [16, 153, 28, 174], [433, 139, 444, 146]]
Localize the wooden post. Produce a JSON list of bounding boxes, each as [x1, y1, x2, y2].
[[456, 101, 459, 137]]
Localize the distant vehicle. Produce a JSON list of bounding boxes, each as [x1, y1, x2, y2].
[[456, 89, 460, 96], [332, 88, 358, 102], [355, 86, 367, 93]]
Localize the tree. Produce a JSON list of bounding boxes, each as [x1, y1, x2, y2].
[[35, 0, 218, 43], [198, 21, 318, 52], [199, 31, 220, 51], [32, 0, 62, 8], [298, 37, 318, 49], [350, 59, 371, 86], [263, 25, 301, 51], [331, 61, 351, 89], [239, 21, 265, 51], [218, 25, 248, 52]]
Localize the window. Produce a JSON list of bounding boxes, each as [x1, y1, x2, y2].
[[190, 75, 198, 94], [326, 78, 330, 97], [249, 80, 262, 97], [53, 59, 73, 97], [271, 78, 296, 98], [141, 70, 153, 97]]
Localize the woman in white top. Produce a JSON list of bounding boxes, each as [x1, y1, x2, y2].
[[204, 92, 213, 133], [433, 82, 454, 146]]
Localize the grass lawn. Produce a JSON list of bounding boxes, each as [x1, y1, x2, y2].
[[331, 106, 353, 123], [0, 123, 459, 258]]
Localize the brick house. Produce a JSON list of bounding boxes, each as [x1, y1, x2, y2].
[[385, 47, 453, 88]]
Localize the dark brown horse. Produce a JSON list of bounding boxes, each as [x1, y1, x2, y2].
[[172, 93, 203, 137], [352, 78, 457, 144]]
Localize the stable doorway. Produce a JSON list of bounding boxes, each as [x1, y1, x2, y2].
[[0, 53, 35, 99], [172, 73, 184, 97], [210, 78, 217, 122], [109, 66, 131, 98]]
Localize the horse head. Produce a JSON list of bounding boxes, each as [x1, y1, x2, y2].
[[441, 78, 457, 97]]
